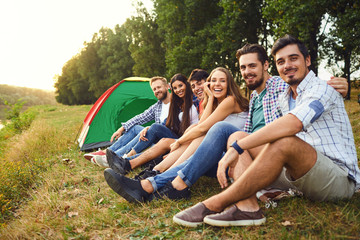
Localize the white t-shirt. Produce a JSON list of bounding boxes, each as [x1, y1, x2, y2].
[[160, 102, 170, 123], [179, 105, 199, 125]]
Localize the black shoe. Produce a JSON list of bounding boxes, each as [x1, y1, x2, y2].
[[134, 168, 160, 180], [106, 149, 131, 175], [153, 181, 191, 201], [142, 155, 165, 169], [104, 168, 151, 203]]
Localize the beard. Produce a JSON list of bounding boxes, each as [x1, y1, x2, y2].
[[283, 68, 307, 86], [157, 90, 168, 101], [245, 72, 265, 91]]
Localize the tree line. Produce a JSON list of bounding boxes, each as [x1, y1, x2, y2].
[[55, 0, 360, 105]]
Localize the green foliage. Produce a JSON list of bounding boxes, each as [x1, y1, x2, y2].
[[54, 0, 360, 103], [124, 4, 166, 77], [2, 99, 36, 134]]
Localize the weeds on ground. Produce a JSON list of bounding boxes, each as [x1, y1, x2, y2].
[[0, 91, 359, 239]]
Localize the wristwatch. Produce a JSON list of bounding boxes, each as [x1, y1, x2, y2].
[[231, 140, 244, 155]]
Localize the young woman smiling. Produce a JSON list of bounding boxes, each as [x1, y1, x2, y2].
[[103, 67, 251, 203], [106, 73, 198, 174]]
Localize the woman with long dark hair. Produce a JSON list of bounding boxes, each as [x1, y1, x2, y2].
[[106, 73, 198, 174]]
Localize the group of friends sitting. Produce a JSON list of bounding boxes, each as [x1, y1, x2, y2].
[[83, 35, 360, 228]]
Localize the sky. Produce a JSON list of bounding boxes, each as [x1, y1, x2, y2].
[[0, 0, 152, 91], [0, 1, 345, 92]]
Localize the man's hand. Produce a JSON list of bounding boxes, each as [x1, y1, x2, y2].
[[328, 76, 348, 98], [110, 126, 124, 142], [139, 127, 150, 141], [217, 147, 239, 189]]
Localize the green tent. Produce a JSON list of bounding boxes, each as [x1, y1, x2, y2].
[[78, 77, 157, 151]]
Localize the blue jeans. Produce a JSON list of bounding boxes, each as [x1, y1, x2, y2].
[[147, 121, 241, 191], [108, 125, 143, 157], [132, 123, 178, 154]]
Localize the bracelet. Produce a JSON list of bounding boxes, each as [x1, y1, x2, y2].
[[231, 140, 244, 155]]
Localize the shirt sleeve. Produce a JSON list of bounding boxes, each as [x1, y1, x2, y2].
[[289, 83, 338, 130], [122, 102, 158, 131]]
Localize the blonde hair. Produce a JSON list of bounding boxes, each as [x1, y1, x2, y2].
[[150, 76, 167, 86]]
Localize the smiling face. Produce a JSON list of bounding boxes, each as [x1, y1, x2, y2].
[[172, 80, 187, 99], [239, 53, 268, 92], [209, 70, 228, 101], [190, 79, 205, 100], [151, 79, 168, 101], [275, 44, 310, 87]]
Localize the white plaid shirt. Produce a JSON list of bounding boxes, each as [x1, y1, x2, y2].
[[279, 71, 360, 189]]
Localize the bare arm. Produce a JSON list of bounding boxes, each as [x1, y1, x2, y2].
[[216, 114, 303, 188], [175, 96, 240, 147]]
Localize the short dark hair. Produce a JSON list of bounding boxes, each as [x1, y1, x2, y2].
[[236, 43, 268, 65], [271, 34, 309, 59], [188, 69, 209, 82]]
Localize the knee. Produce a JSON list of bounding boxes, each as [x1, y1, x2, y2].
[[270, 136, 298, 155], [227, 131, 248, 146]]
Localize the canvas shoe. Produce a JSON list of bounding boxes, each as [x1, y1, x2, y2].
[[92, 155, 109, 168], [173, 202, 218, 227], [104, 168, 151, 203], [133, 168, 160, 180], [203, 205, 266, 227], [153, 181, 191, 201], [84, 149, 105, 161], [106, 149, 131, 175]]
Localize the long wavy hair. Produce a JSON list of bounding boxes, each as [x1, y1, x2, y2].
[[202, 67, 249, 112], [166, 73, 194, 136]]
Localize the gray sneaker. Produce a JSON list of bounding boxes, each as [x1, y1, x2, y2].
[[173, 202, 218, 227], [203, 205, 266, 227]]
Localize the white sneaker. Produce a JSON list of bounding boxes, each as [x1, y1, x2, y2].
[[91, 155, 109, 168]]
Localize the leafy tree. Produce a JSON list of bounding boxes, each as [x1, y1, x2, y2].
[[154, 0, 222, 77], [202, 0, 264, 78], [124, 3, 165, 77], [263, 0, 328, 74], [323, 0, 360, 99]]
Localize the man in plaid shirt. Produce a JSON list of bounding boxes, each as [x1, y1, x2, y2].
[[173, 35, 359, 228], [84, 76, 171, 166]]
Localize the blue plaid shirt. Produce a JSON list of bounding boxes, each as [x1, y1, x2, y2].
[[122, 100, 163, 132], [244, 76, 287, 133]]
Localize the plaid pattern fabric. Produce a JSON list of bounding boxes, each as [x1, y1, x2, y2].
[[122, 100, 163, 132], [244, 76, 288, 133], [279, 71, 360, 189]]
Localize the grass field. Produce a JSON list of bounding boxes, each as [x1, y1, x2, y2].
[[0, 90, 359, 239]]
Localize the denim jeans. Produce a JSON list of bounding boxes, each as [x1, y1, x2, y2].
[[108, 125, 143, 157], [132, 123, 178, 154], [147, 121, 241, 191]]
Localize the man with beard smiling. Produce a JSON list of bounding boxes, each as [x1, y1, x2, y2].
[[84, 76, 171, 167], [173, 35, 358, 228]]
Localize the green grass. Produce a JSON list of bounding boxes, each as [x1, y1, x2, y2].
[[0, 91, 359, 239]]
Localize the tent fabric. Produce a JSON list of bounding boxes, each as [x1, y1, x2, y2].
[[78, 77, 157, 151]]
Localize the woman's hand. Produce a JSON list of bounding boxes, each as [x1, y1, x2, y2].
[[139, 127, 150, 141], [170, 140, 181, 152], [110, 126, 124, 142], [203, 82, 214, 99]]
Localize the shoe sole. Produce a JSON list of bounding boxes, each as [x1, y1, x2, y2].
[[104, 170, 143, 203], [173, 215, 203, 228], [106, 150, 127, 175], [92, 157, 109, 168], [203, 216, 266, 227]]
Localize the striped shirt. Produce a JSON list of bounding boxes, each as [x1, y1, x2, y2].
[[279, 71, 360, 189]]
